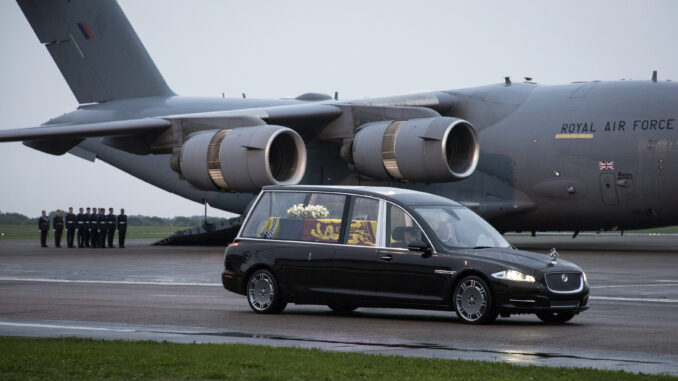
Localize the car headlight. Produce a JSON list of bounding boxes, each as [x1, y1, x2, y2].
[[492, 270, 536, 283]]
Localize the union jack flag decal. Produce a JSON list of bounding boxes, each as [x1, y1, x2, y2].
[[598, 161, 615, 171]]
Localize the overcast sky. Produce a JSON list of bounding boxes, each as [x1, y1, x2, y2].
[[1, 0, 678, 218]]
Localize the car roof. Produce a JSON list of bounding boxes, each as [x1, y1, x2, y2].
[[262, 185, 463, 207]]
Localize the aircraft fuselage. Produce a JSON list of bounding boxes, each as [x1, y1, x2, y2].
[[49, 80, 678, 232]]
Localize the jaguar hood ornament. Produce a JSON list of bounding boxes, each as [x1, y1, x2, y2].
[[548, 248, 559, 266]]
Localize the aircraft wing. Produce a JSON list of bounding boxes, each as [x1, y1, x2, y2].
[[0, 103, 343, 155], [0, 118, 171, 142], [0, 118, 171, 155], [163, 103, 343, 129]]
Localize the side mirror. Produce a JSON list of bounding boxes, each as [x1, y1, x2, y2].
[[408, 241, 432, 256]]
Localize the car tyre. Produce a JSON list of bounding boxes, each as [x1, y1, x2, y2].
[[247, 269, 286, 314], [328, 303, 358, 314], [454, 275, 497, 324], [536, 311, 575, 324]]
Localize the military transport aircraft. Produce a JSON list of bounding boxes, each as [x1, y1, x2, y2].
[[1, 0, 676, 233]]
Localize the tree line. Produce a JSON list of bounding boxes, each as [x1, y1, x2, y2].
[[0, 211, 231, 227]]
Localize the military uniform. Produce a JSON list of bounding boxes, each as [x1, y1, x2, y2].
[[97, 210, 107, 248], [89, 209, 98, 248], [117, 211, 127, 248], [65, 209, 76, 248], [38, 213, 50, 247], [107, 208, 116, 248], [83, 209, 91, 247], [76, 209, 86, 247], [53, 213, 64, 248]]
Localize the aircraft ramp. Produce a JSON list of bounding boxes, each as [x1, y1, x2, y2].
[[153, 216, 243, 246]]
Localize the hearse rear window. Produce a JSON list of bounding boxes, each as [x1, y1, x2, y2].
[[241, 191, 347, 243], [346, 196, 379, 246]]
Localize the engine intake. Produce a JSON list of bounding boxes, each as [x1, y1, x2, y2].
[[176, 125, 306, 192], [352, 117, 478, 182]]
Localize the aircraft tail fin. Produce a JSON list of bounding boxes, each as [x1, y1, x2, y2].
[[17, 0, 175, 104]]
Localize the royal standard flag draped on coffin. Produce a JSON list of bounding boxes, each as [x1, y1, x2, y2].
[[260, 217, 376, 246]]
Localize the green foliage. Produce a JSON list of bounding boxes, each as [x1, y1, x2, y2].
[[0, 337, 672, 381], [0, 211, 36, 225]]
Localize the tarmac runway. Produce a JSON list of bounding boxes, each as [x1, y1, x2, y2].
[[1, 236, 677, 376]]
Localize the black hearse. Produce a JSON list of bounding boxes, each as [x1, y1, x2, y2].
[[222, 186, 589, 324]]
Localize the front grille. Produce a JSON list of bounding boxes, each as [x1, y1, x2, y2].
[[544, 272, 583, 293]]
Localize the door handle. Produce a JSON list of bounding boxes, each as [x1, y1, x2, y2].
[[380, 255, 393, 261]]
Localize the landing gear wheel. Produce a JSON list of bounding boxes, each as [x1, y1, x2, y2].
[[246, 269, 286, 314], [328, 304, 358, 314], [454, 275, 497, 324], [536, 311, 575, 324]]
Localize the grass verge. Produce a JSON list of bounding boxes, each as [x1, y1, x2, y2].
[[0, 225, 190, 240], [0, 337, 674, 380]]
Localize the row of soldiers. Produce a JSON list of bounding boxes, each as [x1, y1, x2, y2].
[[38, 207, 128, 249]]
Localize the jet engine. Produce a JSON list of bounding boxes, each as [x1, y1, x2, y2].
[[173, 125, 307, 192], [352, 117, 478, 182]]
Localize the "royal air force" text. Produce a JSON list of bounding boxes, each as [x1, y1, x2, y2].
[[560, 119, 674, 133]]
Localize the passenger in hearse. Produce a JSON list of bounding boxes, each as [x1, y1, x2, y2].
[[391, 226, 405, 247], [436, 221, 457, 246], [391, 226, 418, 248], [402, 227, 418, 245]]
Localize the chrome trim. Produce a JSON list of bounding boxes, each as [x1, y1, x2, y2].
[[544, 273, 584, 294], [434, 269, 456, 275], [549, 301, 581, 309], [376, 199, 387, 247], [236, 237, 378, 250], [509, 298, 536, 304]]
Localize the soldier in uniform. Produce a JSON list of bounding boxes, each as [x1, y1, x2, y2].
[[76, 207, 86, 248], [65, 207, 76, 248], [53, 209, 64, 248], [38, 210, 50, 247], [98, 208, 107, 248], [117, 208, 127, 248], [89, 207, 97, 248], [107, 207, 116, 248], [83, 207, 90, 247]]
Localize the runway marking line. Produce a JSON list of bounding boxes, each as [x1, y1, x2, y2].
[[0, 321, 135, 332], [3, 277, 678, 304], [0, 276, 221, 287], [590, 296, 678, 303], [592, 283, 678, 289]]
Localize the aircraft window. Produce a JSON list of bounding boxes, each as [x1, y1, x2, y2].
[[241, 191, 346, 244], [386, 204, 424, 248], [346, 197, 379, 246]]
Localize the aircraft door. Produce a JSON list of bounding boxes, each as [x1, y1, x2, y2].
[[599, 173, 618, 205]]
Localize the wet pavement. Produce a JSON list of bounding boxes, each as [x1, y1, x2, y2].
[[0, 237, 677, 376]]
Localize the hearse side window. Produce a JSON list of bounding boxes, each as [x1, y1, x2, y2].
[[241, 192, 305, 239], [386, 203, 425, 248], [241, 191, 347, 244], [346, 196, 379, 246]]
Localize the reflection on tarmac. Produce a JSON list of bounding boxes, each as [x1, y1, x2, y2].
[[1, 237, 678, 376]]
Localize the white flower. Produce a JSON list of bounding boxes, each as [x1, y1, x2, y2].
[[287, 204, 329, 218]]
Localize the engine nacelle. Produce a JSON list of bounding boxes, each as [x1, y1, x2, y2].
[[176, 125, 306, 192], [352, 117, 478, 182]]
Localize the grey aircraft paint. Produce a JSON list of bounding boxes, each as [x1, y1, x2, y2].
[[1, 0, 676, 233]]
